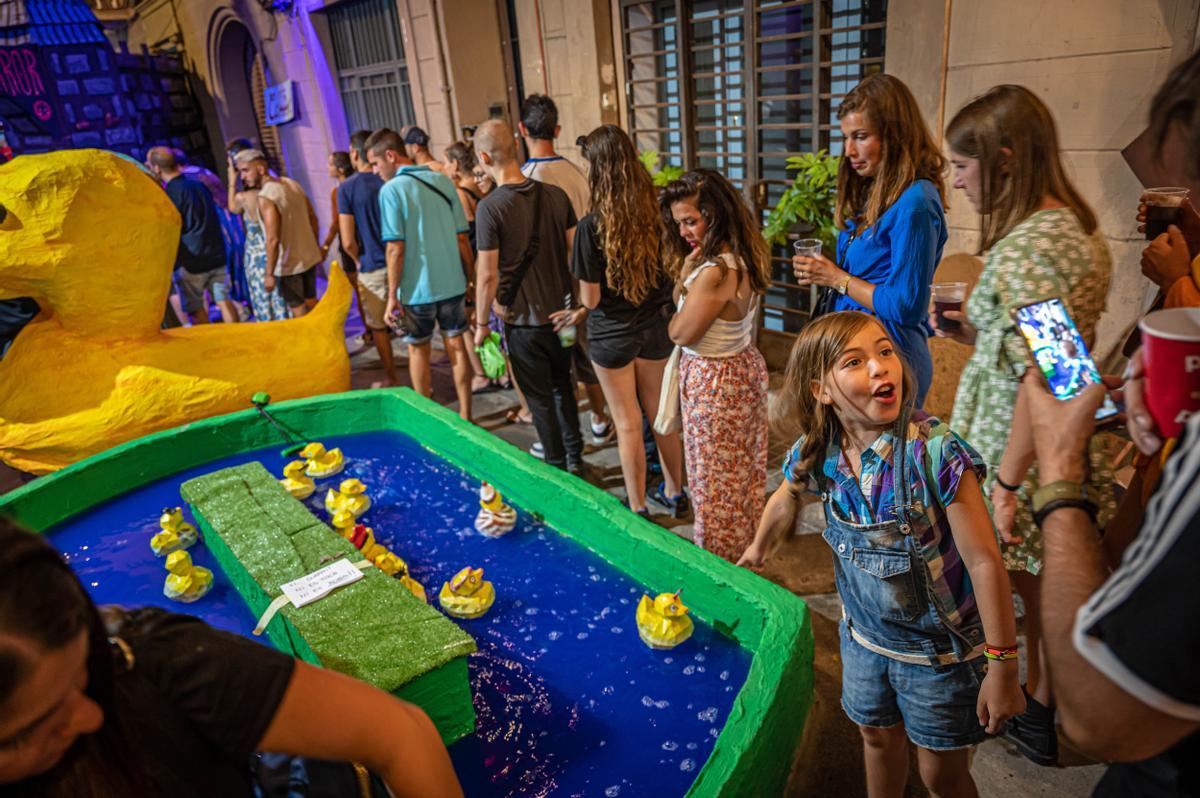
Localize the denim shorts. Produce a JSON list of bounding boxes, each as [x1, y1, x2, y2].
[[175, 267, 228, 313], [839, 619, 989, 750], [401, 294, 468, 345]]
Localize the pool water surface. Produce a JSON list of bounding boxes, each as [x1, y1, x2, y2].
[[49, 431, 751, 797]]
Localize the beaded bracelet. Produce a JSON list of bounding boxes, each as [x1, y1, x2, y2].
[[983, 644, 1018, 662]]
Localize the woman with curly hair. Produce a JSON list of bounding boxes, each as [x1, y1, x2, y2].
[[573, 125, 684, 518], [662, 169, 772, 561]]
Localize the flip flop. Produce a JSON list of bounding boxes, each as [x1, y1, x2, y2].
[[504, 408, 532, 424]]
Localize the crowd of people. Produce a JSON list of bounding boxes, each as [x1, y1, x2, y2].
[[2, 44, 1199, 798]]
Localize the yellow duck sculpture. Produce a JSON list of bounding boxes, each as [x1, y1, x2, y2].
[[329, 513, 426, 601], [473, 481, 517, 537], [636, 590, 694, 650], [302, 442, 346, 479], [279, 460, 315, 499], [438, 566, 495, 619], [0, 151, 351, 474], [150, 506, 198, 557], [162, 550, 213, 603], [325, 478, 370, 517]]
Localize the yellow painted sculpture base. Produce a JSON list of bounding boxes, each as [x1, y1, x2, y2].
[[0, 151, 352, 474]]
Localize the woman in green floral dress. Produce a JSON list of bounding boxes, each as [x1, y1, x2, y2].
[[935, 86, 1114, 767]]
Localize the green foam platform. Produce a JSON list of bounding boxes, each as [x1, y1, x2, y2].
[[179, 461, 476, 744]]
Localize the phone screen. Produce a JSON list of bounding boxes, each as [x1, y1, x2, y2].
[[1012, 298, 1120, 422]]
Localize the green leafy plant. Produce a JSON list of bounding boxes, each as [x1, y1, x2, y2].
[[762, 150, 841, 250], [638, 149, 684, 188]]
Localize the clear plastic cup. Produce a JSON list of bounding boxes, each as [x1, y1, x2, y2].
[[793, 238, 822, 259], [931, 282, 968, 333]]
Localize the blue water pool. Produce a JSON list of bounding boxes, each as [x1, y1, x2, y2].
[[49, 431, 751, 797]]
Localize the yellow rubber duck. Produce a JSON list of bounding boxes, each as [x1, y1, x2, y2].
[[636, 590, 694, 649], [373, 551, 427, 602], [0, 151, 351, 475], [438, 566, 495, 619], [474, 481, 517, 537], [150, 506, 197, 557], [330, 509, 357, 537], [325, 478, 370, 517], [162, 550, 213, 603], [279, 460, 315, 499], [302, 442, 345, 479]]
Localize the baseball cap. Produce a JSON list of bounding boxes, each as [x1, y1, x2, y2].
[[404, 126, 430, 147]]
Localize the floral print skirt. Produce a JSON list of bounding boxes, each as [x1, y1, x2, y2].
[[680, 347, 769, 562]]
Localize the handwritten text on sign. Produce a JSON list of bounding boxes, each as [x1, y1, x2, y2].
[[280, 558, 364, 608]]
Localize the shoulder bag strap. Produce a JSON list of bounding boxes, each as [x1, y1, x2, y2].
[[398, 171, 455, 209], [496, 182, 545, 308]]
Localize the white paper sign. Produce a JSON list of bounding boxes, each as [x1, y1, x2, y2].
[[280, 559, 364, 608]]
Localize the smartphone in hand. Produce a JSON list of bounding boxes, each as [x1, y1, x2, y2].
[[1011, 297, 1120, 424]]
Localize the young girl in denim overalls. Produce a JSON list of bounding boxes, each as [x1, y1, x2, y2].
[[740, 311, 1024, 797]]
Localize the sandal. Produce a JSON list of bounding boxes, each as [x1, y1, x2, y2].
[[504, 408, 532, 424]]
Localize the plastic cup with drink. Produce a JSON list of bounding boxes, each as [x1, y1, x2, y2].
[[931, 282, 968, 333], [793, 239, 823, 305], [1143, 187, 1190, 241], [1138, 307, 1200, 439]]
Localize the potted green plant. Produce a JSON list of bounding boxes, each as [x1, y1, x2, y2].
[[638, 150, 684, 188], [762, 150, 840, 251]]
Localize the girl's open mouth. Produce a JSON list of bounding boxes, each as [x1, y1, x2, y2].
[[872, 383, 897, 405]]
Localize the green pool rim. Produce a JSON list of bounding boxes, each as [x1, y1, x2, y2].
[[0, 388, 814, 797]]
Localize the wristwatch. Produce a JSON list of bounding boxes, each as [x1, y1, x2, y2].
[[1031, 480, 1097, 528], [835, 274, 852, 295]]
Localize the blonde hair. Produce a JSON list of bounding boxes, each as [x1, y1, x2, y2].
[[835, 74, 947, 231], [772, 311, 916, 480], [945, 84, 1098, 253], [580, 125, 664, 304]]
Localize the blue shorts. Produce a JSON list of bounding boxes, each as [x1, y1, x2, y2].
[[401, 294, 468, 345], [839, 619, 988, 750]]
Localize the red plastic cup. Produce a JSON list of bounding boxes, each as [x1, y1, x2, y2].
[[1138, 308, 1200, 438]]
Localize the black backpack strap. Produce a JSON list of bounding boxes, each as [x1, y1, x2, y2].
[[398, 171, 455, 209], [496, 181, 545, 308]]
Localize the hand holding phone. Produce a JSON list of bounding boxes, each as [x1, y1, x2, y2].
[[1011, 297, 1120, 424]]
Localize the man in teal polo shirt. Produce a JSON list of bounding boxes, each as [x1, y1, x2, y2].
[[365, 128, 475, 421]]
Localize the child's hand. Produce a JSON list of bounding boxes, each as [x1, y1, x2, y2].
[[736, 541, 767, 569], [976, 663, 1025, 734]]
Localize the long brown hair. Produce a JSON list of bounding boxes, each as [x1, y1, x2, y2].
[[835, 74, 946, 231], [580, 125, 665, 304], [772, 311, 916, 480], [1148, 48, 1200, 180], [946, 84, 1098, 253], [0, 517, 150, 797], [659, 169, 771, 294]]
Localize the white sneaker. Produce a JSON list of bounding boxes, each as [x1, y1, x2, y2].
[[590, 414, 613, 444], [529, 442, 544, 459]]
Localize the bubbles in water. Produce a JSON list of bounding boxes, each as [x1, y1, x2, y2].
[[679, 758, 696, 772], [610, 626, 623, 634], [602, 685, 615, 696], [605, 787, 620, 797], [641, 695, 654, 707], [663, 657, 673, 664], [662, 740, 678, 751], [697, 706, 719, 723], [655, 699, 669, 709], [686, 742, 698, 750], [547, 630, 563, 641], [590, 573, 601, 582], [682, 665, 696, 675], [525, 607, 539, 616], [719, 670, 730, 681], [694, 653, 706, 662]]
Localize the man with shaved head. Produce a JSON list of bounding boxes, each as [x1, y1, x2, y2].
[[473, 119, 586, 475], [146, 145, 233, 325]]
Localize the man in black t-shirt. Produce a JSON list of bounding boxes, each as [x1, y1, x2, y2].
[[472, 119, 585, 473], [1027, 357, 1199, 797], [146, 147, 236, 325]]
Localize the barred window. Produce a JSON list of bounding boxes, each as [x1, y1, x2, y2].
[[326, 0, 416, 134], [620, 0, 888, 333]]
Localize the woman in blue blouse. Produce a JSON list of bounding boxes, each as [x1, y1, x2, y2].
[[793, 74, 947, 406]]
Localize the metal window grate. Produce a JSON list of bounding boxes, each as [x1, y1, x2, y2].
[[326, 0, 415, 133], [620, 0, 888, 334]]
